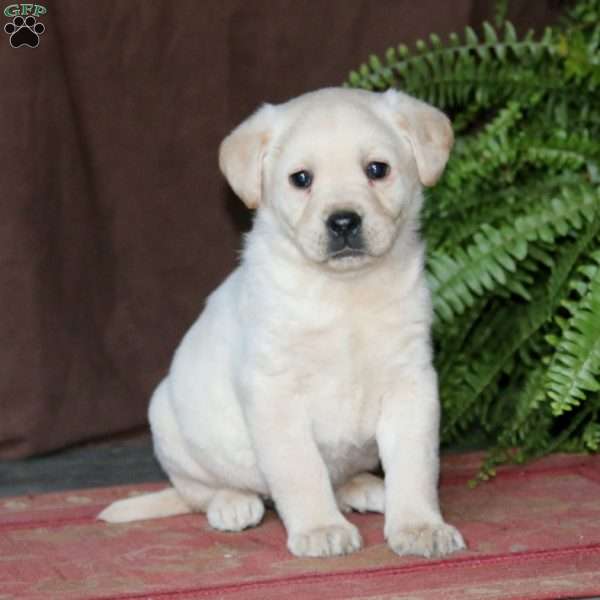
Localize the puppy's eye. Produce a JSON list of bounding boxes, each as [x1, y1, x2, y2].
[[289, 170, 313, 189], [366, 161, 389, 180]]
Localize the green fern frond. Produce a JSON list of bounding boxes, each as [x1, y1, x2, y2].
[[582, 420, 600, 451], [424, 173, 585, 250], [441, 222, 600, 441], [428, 186, 599, 323], [348, 22, 558, 108], [545, 251, 600, 415]]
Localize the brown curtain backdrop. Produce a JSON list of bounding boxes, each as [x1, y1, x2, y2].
[[0, 0, 561, 458]]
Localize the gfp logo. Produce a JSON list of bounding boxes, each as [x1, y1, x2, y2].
[[4, 4, 47, 48]]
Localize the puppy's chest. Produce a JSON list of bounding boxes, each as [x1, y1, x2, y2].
[[296, 322, 388, 447], [311, 383, 378, 453]]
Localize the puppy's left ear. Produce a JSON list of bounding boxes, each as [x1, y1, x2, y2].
[[219, 103, 277, 209], [381, 89, 454, 187]]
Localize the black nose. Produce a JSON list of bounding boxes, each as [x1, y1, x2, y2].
[[326, 211, 362, 238]]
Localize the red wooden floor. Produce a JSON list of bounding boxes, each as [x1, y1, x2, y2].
[[1, 452, 600, 599]]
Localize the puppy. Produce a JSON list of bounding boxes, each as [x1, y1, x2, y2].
[[99, 87, 466, 559]]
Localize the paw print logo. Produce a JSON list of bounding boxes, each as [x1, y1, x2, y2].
[[4, 15, 45, 48]]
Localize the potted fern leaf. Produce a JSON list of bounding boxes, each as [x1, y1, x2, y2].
[[348, 0, 600, 480]]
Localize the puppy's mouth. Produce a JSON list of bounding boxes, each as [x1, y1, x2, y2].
[[329, 248, 366, 260], [325, 246, 374, 272]]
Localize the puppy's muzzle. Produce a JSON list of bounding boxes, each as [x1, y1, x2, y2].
[[326, 211, 364, 257]]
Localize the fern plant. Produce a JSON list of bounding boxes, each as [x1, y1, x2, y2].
[[348, 0, 600, 479]]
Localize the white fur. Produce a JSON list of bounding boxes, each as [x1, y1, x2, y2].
[[98, 88, 465, 559]]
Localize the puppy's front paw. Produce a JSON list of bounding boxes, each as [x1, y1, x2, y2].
[[288, 522, 362, 557], [207, 489, 265, 532], [386, 522, 465, 558]]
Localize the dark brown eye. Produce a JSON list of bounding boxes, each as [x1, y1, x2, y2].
[[366, 161, 389, 180], [289, 170, 313, 189]]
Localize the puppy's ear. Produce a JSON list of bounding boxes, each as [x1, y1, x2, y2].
[[381, 89, 453, 187], [219, 103, 277, 209]]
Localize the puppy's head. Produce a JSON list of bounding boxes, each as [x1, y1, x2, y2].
[[219, 88, 452, 272]]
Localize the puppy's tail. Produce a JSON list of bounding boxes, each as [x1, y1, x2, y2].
[[97, 487, 192, 523]]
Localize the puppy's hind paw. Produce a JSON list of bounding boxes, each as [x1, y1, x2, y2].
[[287, 521, 362, 557], [207, 489, 265, 532], [336, 472, 384, 514], [386, 522, 465, 558]]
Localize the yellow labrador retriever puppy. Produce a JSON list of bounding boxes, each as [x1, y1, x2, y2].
[[99, 88, 466, 559]]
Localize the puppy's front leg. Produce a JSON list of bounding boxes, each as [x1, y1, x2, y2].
[[377, 364, 465, 558], [246, 391, 362, 557]]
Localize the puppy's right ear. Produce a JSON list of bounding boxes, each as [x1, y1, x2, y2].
[[219, 103, 277, 209]]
